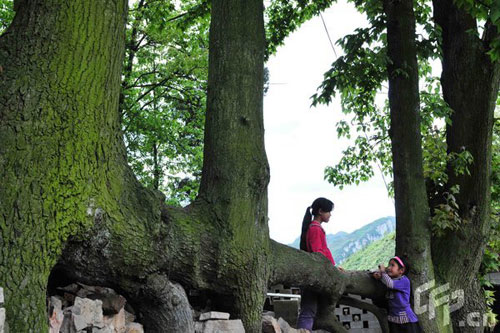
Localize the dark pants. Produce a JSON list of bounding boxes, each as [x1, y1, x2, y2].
[[296, 289, 318, 331], [389, 322, 422, 333]]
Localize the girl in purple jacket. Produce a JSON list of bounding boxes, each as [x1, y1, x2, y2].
[[373, 256, 421, 333]]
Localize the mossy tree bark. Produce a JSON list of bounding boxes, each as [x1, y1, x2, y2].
[[383, 0, 500, 331], [0, 0, 129, 331], [432, 1, 500, 331]]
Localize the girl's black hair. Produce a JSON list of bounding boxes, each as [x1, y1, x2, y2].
[[391, 255, 410, 275], [299, 197, 334, 251]]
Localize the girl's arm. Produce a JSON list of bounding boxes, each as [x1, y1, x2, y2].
[[379, 273, 409, 291]]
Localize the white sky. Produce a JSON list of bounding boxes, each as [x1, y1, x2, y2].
[[264, 0, 395, 244]]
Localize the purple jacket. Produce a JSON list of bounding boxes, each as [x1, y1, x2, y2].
[[380, 273, 419, 323]]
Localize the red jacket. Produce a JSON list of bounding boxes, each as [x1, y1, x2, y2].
[[306, 221, 336, 266]]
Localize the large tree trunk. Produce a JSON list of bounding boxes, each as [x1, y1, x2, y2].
[[0, 0, 128, 331], [432, 1, 500, 331], [383, 0, 442, 331], [0, 0, 388, 332]]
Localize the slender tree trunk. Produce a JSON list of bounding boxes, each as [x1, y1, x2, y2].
[[153, 140, 160, 190], [119, 0, 145, 120], [0, 0, 128, 331], [196, 1, 271, 330], [383, 0, 442, 331], [432, 1, 500, 331]]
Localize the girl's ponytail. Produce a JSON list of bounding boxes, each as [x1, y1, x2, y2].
[[299, 198, 334, 251], [300, 207, 312, 251]]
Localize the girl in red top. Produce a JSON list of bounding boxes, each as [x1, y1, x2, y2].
[[297, 197, 343, 331]]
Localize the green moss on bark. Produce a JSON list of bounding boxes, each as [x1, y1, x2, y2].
[[0, 0, 128, 330]]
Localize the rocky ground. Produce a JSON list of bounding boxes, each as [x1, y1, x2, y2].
[[0, 284, 332, 332]]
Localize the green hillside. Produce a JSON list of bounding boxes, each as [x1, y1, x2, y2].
[[341, 232, 396, 270], [330, 216, 395, 263]]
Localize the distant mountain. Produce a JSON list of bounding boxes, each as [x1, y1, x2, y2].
[[288, 216, 395, 264], [288, 230, 348, 249], [342, 231, 396, 270]]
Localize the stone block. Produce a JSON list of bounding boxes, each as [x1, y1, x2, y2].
[[262, 315, 281, 333], [199, 311, 230, 321], [0, 308, 5, 333], [0, 288, 3, 304], [195, 321, 205, 333], [103, 308, 126, 333], [200, 319, 245, 333], [72, 297, 105, 331], [125, 323, 144, 333], [61, 310, 77, 333], [92, 294, 126, 315], [124, 310, 135, 324], [49, 296, 64, 333], [277, 317, 309, 333]]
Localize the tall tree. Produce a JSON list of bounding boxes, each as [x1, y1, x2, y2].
[[431, 0, 500, 329], [383, 0, 438, 330], [268, 0, 500, 331], [0, 0, 129, 330]]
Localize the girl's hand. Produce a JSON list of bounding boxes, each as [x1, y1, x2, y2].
[[337, 266, 345, 272], [372, 271, 381, 280], [378, 264, 386, 272]]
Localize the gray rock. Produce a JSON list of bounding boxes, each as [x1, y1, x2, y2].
[[72, 297, 105, 330], [49, 296, 65, 333], [124, 310, 135, 324], [61, 310, 77, 333], [262, 315, 281, 333], [199, 311, 230, 321], [89, 293, 126, 315], [92, 327, 113, 333], [195, 321, 205, 333], [103, 307, 126, 333], [277, 317, 309, 333], [125, 323, 144, 333], [0, 308, 5, 333], [200, 319, 245, 333], [0, 287, 3, 304]]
